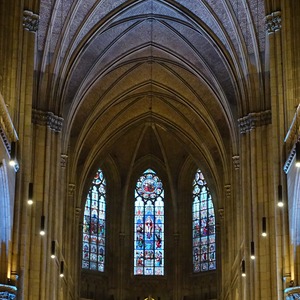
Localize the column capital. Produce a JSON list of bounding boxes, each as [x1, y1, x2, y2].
[[265, 11, 281, 34], [218, 208, 224, 221], [238, 110, 271, 134], [68, 183, 75, 197], [23, 10, 39, 32], [232, 156, 240, 170], [61, 154, 68, 168], [32, 109, 64, 132], [75, 207, 81, 221]]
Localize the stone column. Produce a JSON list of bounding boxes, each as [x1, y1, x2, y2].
[[266, 6, 293, 299], [238, 110, 274, 299], [25, 109, 64, 300], [8, 6, 39, 300]]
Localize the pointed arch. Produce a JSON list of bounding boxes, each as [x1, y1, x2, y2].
[[134, 168, 164, 275], [82, 169, 106, 271], [192, 169, 216, 272]]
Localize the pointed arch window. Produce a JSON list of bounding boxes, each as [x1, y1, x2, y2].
[[134, 169, 164, 276], [192, 169, 216, 272], [82, 169, 106, 272]]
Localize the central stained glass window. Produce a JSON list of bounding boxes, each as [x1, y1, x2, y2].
[[134, 169, 164, 275]]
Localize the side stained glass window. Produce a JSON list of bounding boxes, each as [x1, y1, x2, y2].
[[192, 169, 216, 272], [134, 169, 164, 276], [82, 169, 106, 272]]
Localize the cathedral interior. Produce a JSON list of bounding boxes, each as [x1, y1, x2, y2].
[[0, 0, 300, 299]]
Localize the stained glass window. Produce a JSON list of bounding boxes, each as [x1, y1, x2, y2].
[[134, 169, 164, 276], [192, 169, 216, 272], [82, 169, 106, 272]]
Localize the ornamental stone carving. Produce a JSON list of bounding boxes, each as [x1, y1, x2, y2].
[[265, 11, 281, 34], [218, 208, 224, 220], [23, 10, 39, 32], [225, 185, 231, 201], [68, 184, 75, 197], [32, 109, 64, 132], [75, 207, 81, 220], [232, 156, 240, 170], [61, 154, 68, 168], [238, 110, 272, 134]]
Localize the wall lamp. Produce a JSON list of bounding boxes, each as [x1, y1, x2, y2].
[[241, 259, 246, 277], [277, 185, 283, 207], [40, 216, 45, 236], [60, 261, 64, 277], [28, 183, 33, 205]]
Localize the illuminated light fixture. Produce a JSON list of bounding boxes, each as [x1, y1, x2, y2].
[[241, 260, 246, 277], [261, 217, 267, 237], [250, 241, 255, 260], [296, 142, 300, 167], [51, 241, 56, 259], [28, 183, 33, 205], [40, 216, 45, 236], [60, 261, 64, 277], [277, 185, 284, 207], [9, 142, 17, 167]]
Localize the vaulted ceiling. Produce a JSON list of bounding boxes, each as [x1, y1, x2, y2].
[[36, 0, 267, 206]]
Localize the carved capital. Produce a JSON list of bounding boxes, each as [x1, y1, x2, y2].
[[265, 11, 281, 34], [218, 208, 224, 220], [32, 109, 63, 132], [225, 185, 231, 200], [23, 10, 39, 32], [61, 154, 68, 168], [75, 207, 81, 220], [68, 184, 75, 197], [238, 110, 272, 134], [232, 155, 240, 170]]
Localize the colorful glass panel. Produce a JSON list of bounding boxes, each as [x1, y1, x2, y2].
[[82, 169, 106, 272], [134, 169, 164, 276], [192, 169, 216, 272]]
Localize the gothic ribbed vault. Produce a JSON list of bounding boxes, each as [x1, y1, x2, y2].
[[36, 0, 266, 215]]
